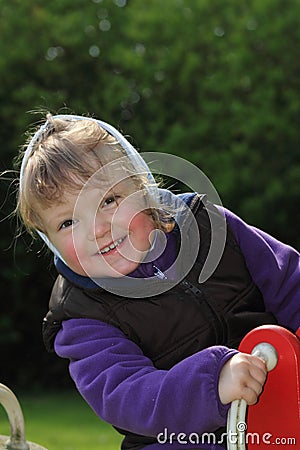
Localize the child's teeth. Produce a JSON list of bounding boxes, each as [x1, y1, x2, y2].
[[100, 238, 124, 254]]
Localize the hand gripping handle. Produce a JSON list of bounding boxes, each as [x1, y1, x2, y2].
[[226, 343, 278, 450]]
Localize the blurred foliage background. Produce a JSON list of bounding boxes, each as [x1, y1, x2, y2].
[[0, 0, 299, 390]]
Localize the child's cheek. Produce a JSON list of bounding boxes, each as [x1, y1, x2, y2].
[[129, 212, 156, 247], [62, 240, 85, 274]]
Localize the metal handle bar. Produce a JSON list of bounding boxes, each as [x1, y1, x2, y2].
[[0, 383, 29, 450]]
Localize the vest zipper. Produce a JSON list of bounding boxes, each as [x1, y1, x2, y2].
[[179, 279, 226, 345], [153, 265, 168, 280], [180, 279, 201, 295]]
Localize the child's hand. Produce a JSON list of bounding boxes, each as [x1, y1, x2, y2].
[[218, 352, 267, 405]]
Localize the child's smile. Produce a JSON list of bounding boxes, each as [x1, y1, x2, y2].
[[39, 179, 156, 278], [97, 235, 126, 255]]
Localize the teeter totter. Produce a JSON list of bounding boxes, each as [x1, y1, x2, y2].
[[227, 324, 300, 449]]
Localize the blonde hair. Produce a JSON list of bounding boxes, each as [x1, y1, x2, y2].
[[17, 114, 173, 235]]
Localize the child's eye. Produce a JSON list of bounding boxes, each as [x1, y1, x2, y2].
[[59, 219, 75, 230], [103, 195, 120, 208]]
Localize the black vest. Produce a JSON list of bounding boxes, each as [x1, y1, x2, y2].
[[43, 195, 277, 450]]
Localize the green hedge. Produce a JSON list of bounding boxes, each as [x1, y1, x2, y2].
[[0, 0, 299, 388]]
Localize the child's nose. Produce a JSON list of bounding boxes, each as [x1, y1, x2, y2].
[[87, 212, 111, 241]]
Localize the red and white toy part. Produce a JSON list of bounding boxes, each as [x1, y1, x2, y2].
[[227, 325, 300, 449]]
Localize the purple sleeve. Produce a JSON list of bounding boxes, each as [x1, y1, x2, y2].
[[222, 207, 300, 331], [54, 318, 237, 437]]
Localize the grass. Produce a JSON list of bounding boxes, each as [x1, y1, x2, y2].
[[0, 390, 122, 450]]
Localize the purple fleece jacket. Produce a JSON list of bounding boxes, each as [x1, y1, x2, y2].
[[54, 206, 300, 450]]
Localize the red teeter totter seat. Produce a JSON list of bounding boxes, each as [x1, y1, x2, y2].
[[227, 325, 300, 449]]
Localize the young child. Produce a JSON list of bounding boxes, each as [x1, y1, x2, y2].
[[17, 114, 300, 450]]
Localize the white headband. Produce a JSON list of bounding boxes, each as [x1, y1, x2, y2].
[[20, 114, 158, 261]]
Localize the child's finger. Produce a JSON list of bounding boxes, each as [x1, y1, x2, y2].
[[241, 385, 261, 405], [242, 358, 267, 404], [250, 354, 268, 371], [249, 361, 267, 385], [246, 374, 265, 396]]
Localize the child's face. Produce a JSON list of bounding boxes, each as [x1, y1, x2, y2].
[[38, 178, 156, 278]]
